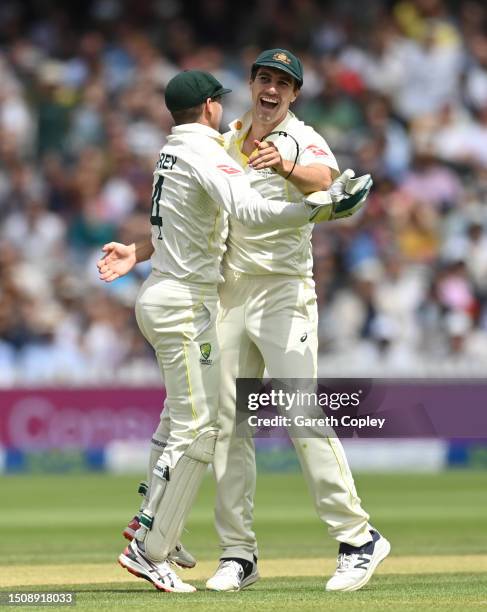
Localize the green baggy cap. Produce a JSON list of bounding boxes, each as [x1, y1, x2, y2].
[[165, 70, 232, 112], [252, 48, 303, 87]]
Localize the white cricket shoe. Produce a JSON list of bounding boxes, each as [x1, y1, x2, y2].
[[206, 558, 259, 591], [326, 530, 390, 592], [118, 539, 196, 593], [123, 515, 196, 569]]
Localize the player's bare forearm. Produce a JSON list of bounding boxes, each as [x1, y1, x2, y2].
[[134, 238, 155, 263], [248, 141, 332, 194], [279, 162, 333, 194], [97, 238, 154, 282]]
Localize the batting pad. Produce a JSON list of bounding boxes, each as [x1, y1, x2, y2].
[[144, 429, 218, 562], [140, 433, 168, 511]]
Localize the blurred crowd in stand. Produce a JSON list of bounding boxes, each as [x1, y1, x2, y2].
[[2, 0, 487, 385]]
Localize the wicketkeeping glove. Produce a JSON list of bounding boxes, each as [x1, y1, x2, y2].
[[306, 169, 373, 223]]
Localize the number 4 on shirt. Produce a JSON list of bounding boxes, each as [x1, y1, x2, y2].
[[150, 175, 164, 237]]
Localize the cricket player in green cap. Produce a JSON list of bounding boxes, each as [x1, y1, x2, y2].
[[205, 48, 390, 593]]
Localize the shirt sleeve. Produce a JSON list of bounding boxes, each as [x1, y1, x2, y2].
[[297, 128, 340, 177], [192, 151, 310, 229]]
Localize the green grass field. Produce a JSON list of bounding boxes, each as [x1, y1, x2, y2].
[[1, 471, 486, 610]]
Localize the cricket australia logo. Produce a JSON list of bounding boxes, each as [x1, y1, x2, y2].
[[273, 52, 291, 64], [200, 342, 213, 365]]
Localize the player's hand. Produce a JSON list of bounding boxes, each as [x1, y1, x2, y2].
[[248, 139, 288, 175], [306, 169, 373, 223], [97, 242, 137, 282]]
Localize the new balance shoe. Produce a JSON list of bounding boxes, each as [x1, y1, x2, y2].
[[206, 557, 259, 591], [118, 539, 196, 593], [122, 516, 196, 569], [326, 529, 390, 592]]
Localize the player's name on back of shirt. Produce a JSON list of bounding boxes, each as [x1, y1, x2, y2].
[[156, 152, 178, 170]]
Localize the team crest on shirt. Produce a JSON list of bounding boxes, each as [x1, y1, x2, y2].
[[200, 343, 213, 365], [273, 52, 291, 65]]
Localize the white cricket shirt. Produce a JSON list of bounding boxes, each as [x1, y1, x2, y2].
[[148, 123, 310, 284], [224, 111, 339, 277]]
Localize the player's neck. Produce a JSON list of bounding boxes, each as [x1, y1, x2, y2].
[[248, 115, 285, 142], [244, 113, 286, 154]]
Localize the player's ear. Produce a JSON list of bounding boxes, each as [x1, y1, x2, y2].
[[202, 97, 212, 118], [292, 87, 300, 103]]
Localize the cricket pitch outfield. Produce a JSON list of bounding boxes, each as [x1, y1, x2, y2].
[[1, 471, 486, 611]]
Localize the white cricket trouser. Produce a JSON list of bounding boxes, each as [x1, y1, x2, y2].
[[135, 273, 220, 470], [213, 269, 371, 562]]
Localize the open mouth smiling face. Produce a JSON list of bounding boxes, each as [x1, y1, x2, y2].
[[259, 95, 279, 110], [251, 67, 298, 122]]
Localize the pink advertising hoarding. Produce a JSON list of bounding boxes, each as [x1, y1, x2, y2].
[[0, 388, 164, 450]]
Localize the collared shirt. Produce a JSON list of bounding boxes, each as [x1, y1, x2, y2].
[[223, 111, 339, 277], [149, 122, 310, 285]]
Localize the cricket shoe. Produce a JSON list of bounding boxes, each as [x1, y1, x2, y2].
[[122, 516, 141, 541], [326, 529, 390, 592], [118, 539, 196, 593], [206, 557, 259, 591], [123, 516, 196, 569]]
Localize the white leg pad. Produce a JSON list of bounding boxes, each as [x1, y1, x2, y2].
[[141, 414, 170, 511], [144, 429, 217, 562], [141, 436, 167, 511]]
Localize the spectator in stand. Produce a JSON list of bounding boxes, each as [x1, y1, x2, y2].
[[1, 0, 487, 384]]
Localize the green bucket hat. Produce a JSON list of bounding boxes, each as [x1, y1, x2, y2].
[[165, 70, 232, 112], [252, 48, 303, 87]]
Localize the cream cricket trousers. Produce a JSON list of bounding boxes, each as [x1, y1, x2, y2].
[[213, 270, 371, 562], [135, 273, 220, 471]]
